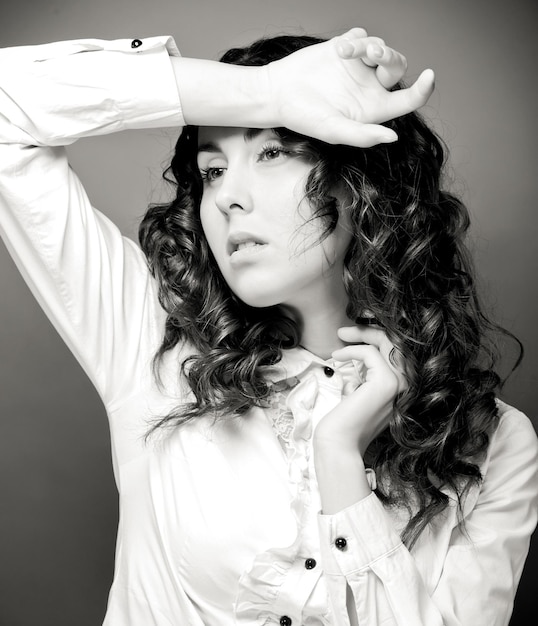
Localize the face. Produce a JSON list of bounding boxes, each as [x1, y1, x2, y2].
[[197, 127, 352, 311]]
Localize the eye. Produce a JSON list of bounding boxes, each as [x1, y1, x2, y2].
[[258, 143, 291, 162], [199, 167, 226, 183]]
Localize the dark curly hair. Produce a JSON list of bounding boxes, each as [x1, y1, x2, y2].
[[139, 34, 521, 548]]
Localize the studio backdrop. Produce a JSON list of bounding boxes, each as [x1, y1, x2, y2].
[[1, 1, 536, 625]]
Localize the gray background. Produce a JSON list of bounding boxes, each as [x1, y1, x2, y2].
[[0, 0, 536, 624]]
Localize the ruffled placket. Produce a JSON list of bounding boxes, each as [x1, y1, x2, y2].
[[234, 359, 366, 625]]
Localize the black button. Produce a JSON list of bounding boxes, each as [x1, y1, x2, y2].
[[305, 557, 317, 570], [323, 366, 334, 378], [335, 537, 347, 550], [280, 617, 292, 626], [131, 39, 143, 48]]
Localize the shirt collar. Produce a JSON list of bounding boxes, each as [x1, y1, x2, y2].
[[260, 346, 333, 384]]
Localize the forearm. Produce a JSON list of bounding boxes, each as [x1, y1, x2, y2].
[[171, 57, 274, 128], [314, 443, 372, 514], [172, 30, 435, 147]]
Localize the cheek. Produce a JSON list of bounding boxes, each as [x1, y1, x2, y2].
[[274, 195, 322, 257], [199, 198, 219, 254], [199, 201, 209, 239], [286, 200, 352, 265], [305, 209, 353, 270]]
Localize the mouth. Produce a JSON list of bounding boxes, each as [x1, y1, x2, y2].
[[227, 233, 267, 256]]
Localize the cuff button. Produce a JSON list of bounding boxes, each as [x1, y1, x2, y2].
[[335, 537, 347, 550]]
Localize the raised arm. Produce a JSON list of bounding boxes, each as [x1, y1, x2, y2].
[[0, 31, 433, 408], [173, 27, 434, 146], [0, 29, 445, 625], [0, 37, 184, 407]]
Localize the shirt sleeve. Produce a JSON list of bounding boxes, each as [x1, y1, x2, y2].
[[0, 37, 185, 408], [317, 405, 538, 625]]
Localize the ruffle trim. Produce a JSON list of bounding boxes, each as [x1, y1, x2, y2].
[[234, 363, 367, 624]]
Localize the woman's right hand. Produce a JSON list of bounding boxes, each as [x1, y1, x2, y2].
[[265, 27, 435, 147], [314, 324, 406, 458], [313, 324, 407, 513]]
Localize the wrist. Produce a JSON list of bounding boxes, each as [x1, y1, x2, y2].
[[171, 57, 276, 128], [313, 422, 370, 459], [314, 447, 371, 514], [314, 439, 365, 469]]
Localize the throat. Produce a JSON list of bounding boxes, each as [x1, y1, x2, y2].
[[298, 308, 354, 360]]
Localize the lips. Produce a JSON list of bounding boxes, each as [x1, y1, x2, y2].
[[227, 232, 267, 256]]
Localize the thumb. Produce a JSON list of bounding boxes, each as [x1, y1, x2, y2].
[[387, 68, 435, 117], [319, 118, 398, 147]]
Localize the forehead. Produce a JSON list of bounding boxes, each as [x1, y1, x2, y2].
[[197, 127, 273, 153]]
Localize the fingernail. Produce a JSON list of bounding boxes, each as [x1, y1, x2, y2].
[[380, 132, 397, 143], [370, 44, 384, 58], [337, 38, 354, 57], [418, 69, 435, 96]]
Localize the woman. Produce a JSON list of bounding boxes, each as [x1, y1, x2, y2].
[[0, 28, 536, 626]]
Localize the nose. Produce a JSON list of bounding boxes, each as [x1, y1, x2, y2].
[[214, 167, 253, 216]]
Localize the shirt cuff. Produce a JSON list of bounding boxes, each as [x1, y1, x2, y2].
[[106, 36, 186, 130], [317, 492, 403, 575], [0, 36, 185, 146]]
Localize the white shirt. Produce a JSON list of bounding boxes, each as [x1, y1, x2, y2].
[[1, 36, 537, 626]]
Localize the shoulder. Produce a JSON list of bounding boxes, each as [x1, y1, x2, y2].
[[472, 400, 538, 516], [488, 400, 538, 467]]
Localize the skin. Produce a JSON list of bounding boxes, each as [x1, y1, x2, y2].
[[188, 28, 424, 623], [172, 28, 434, 146], [197, 126, 355, 357], [197, 121, 407, 626], [197, 125, 407, 516]]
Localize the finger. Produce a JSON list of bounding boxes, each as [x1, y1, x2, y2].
[[367, 44, 408, 88], [336, 33, 382, 59], [385, 68, 435, 117], [337, 325, 388, 348], [337, 326, 407, 387], [337, 36, 405, 88], [361, 42, 383, 68], [357, 37, 385, 67], [335, 27, 369, 58], [333, 341, 407, 392], [319, 118, 397, 147], [342, 26, 369, 38], [332, 343, 386, 369], [332, 345, 399, 393]]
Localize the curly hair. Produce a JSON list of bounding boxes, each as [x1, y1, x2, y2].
[[138, 34, 520, 548]]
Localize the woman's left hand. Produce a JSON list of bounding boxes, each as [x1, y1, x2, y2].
[[266, 27, 435, 147], [314, 324, 407, 458]]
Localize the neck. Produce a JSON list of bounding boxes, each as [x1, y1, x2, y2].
[[288, 288, 354, 361]]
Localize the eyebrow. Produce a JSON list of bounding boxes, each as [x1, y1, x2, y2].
[[197, 128, 272, 154]]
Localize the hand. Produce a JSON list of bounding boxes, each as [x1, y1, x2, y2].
[[265, 27, 435, 147], [314, 324, 407, 457], [336, 28, 410, 90]]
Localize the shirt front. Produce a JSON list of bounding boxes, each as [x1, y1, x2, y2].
[[142, 351, 371, 626], [1, 36, 537, 626]]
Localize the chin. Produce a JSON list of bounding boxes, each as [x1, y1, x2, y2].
[[236, 293, 281, 309], [231, 284, 289, 309]]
